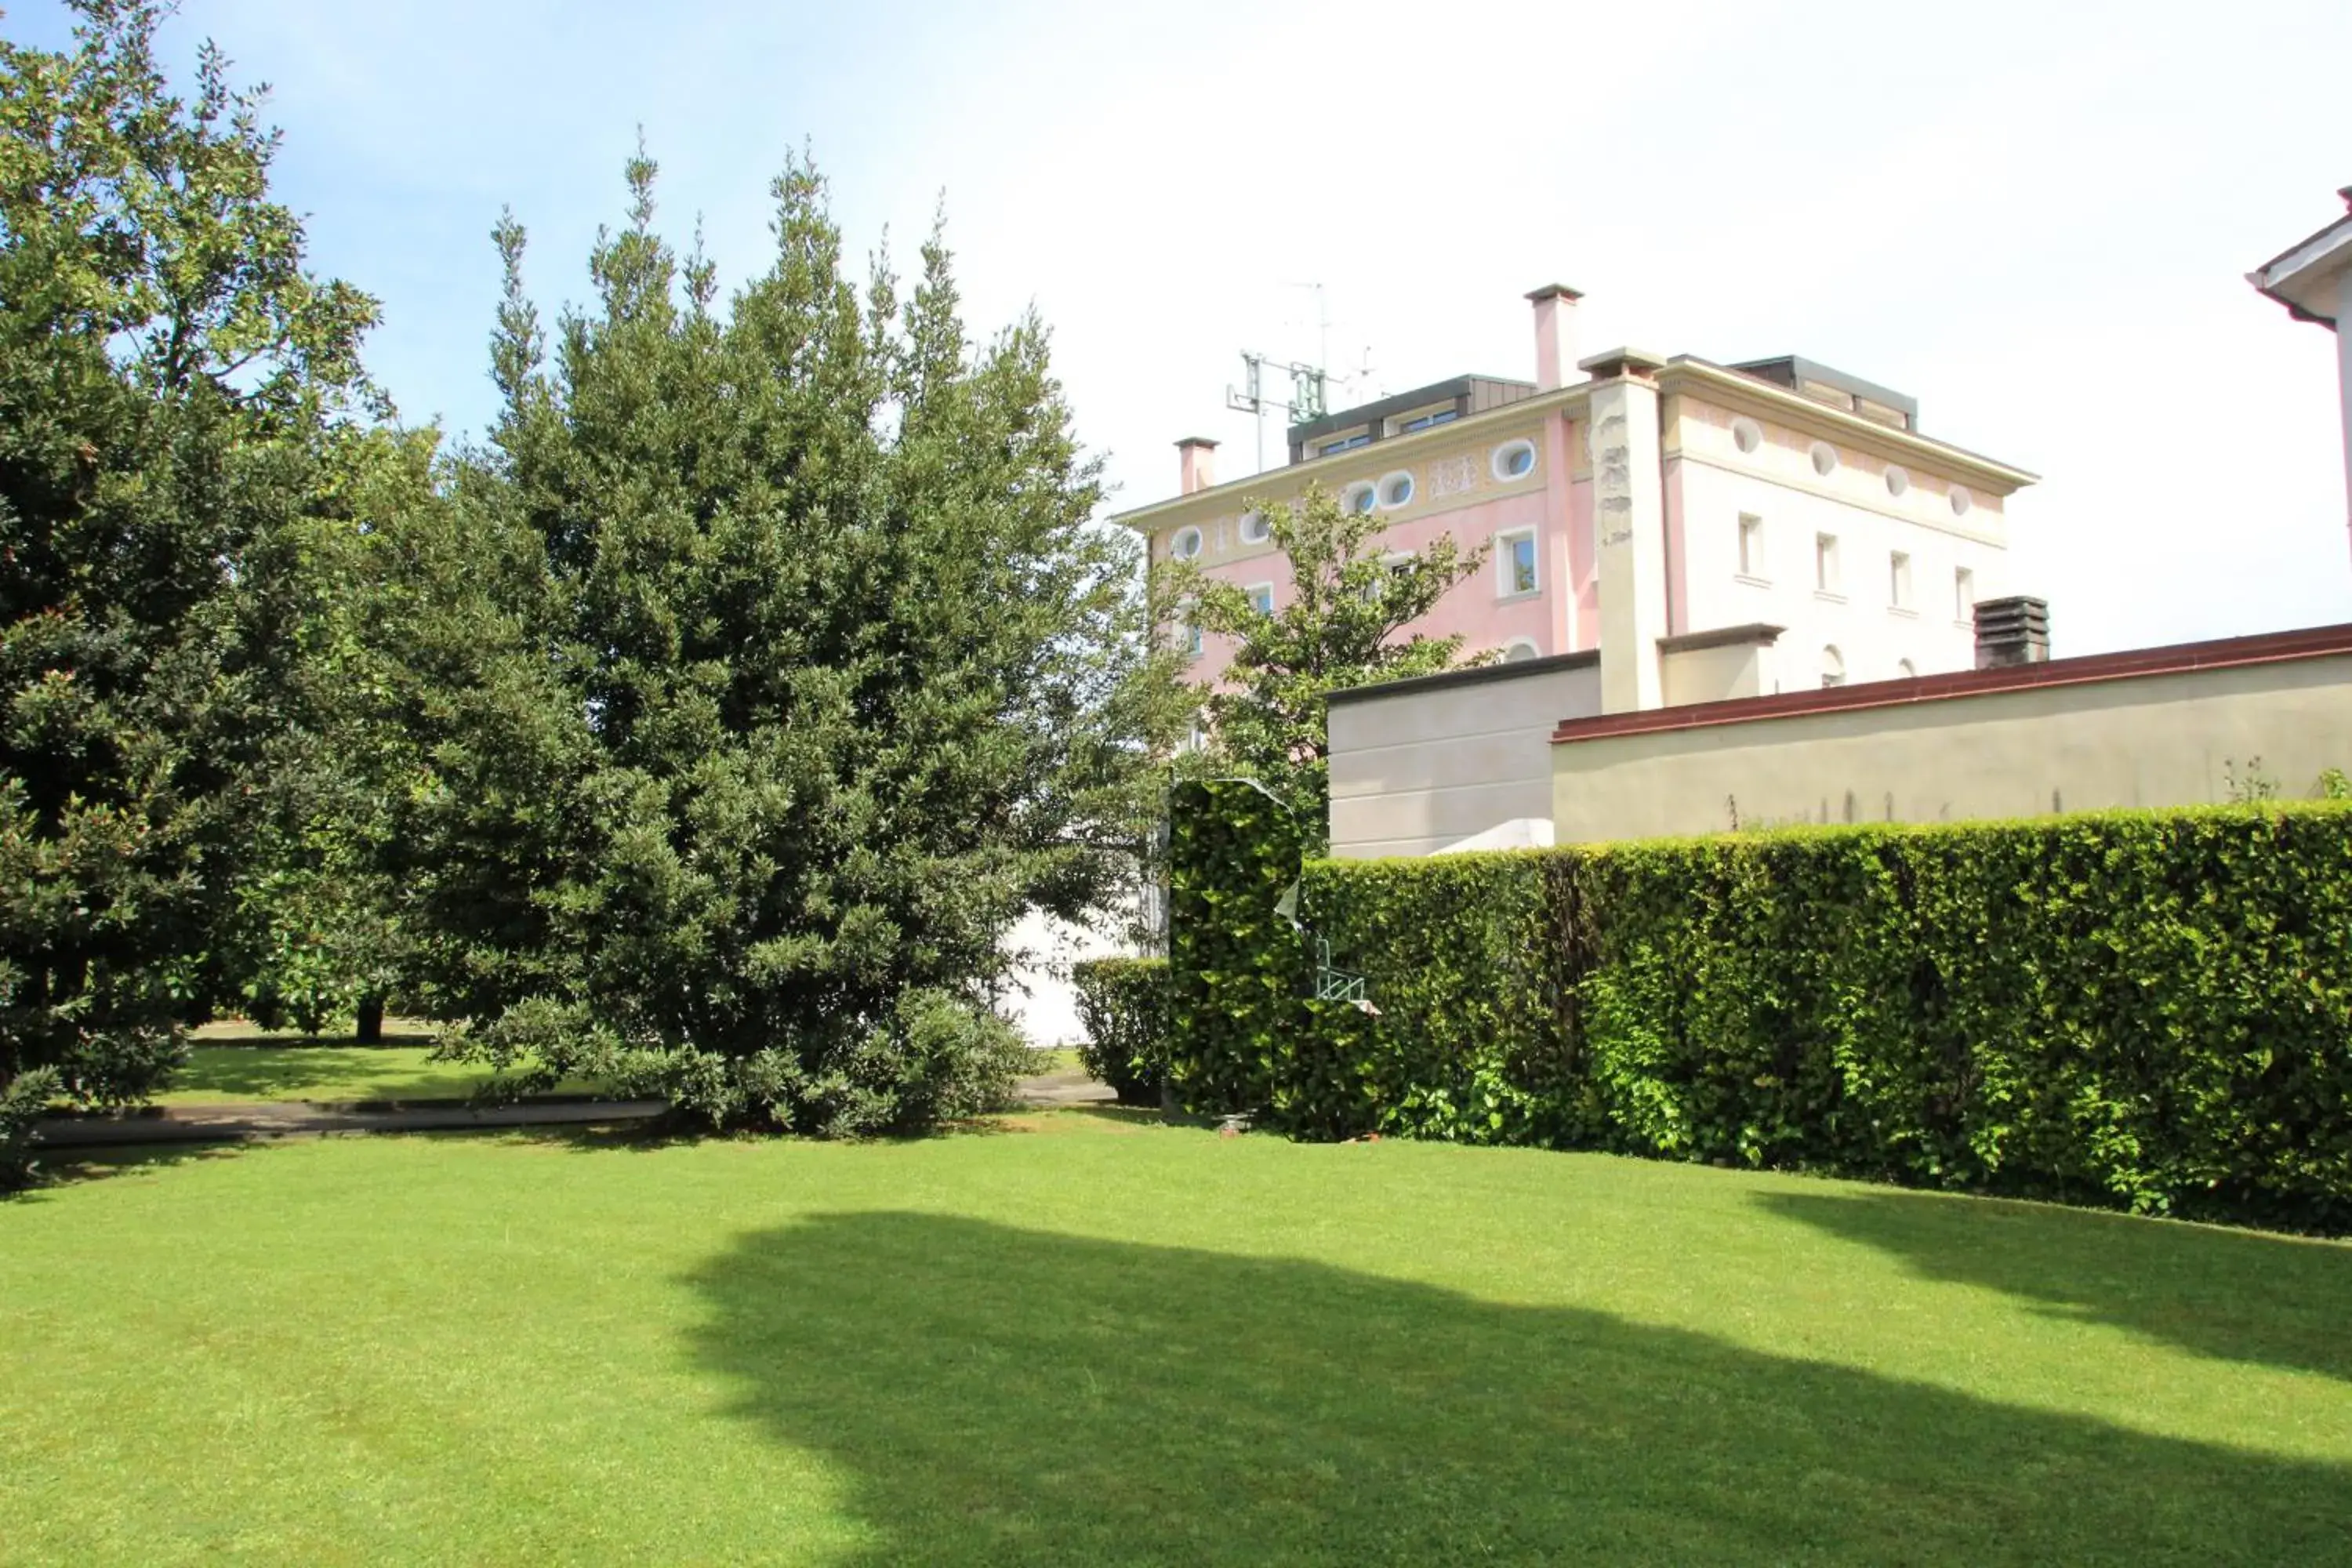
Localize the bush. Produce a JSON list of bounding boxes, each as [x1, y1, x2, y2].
[[1173, 784, 2352, 1231], [1165, 779, 1309, 1116], [1072, 957, 1171, 1105]]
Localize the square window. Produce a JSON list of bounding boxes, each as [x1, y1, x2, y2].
[[1737, 514, 1764, 578], [1815, 533, 1840, 593], [1955, 565, 1976, 621], [1889, 551, 1911, 609], [1247, 583, 1275, 615], [1497, 529, 1538, 596]]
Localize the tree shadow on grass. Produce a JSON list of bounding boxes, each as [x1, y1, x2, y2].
[[682, 1211, 2352, 1566], [5, 1140, 252, 1201], [1758, 1187, 2352, 1385]]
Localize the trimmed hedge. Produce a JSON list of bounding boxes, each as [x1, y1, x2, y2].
[[1072, 956, 1171, 1106], [1169, 789, 2352, 1230]]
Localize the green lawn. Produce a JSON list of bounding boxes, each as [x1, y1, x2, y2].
[[5, 1116, 2352, 1564], [157, 1043, 605, 1105]]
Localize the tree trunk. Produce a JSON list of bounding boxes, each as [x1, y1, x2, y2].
[[355, 995, 385, 1045]]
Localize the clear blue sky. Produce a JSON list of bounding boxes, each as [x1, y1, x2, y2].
[[13, 0, 2352, 653]]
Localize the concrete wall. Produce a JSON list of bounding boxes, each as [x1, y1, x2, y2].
[[1330, 653, 1601, 858], [1550, 634, 2352, 844]]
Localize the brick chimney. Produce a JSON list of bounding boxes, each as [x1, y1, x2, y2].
[[1973, 595, 2051, 669], [1177, 437, 1218, 495], [1526, 283, 1584, 392]]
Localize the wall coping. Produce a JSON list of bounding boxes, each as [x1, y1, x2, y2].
[[1552, 621, 2352, 746], [1327, 648, 1600, 708], [1657, 622, 1786, 655]]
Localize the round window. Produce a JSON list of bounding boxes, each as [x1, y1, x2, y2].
[[1730, 417, 1763, 455], [1810, 441, 1839, 477], [1378, 471, 1415, 509], [1491, 439, 1537, 481], [1238, 510, 1269, 544], [1171, 526, 1203, 561], [1341, 481, 1378, 517], [1884, 465, 1910, 498], [1503, 639, 1541, 663], [1950, 485, 1973, 518]]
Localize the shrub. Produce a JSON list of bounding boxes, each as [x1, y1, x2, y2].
[[1165, 779, 1309, 1116], [1073, 957, 1171, 1106], [1173, 784, 2352, 1231]]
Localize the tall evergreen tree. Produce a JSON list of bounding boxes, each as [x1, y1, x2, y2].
[[0, 1, 383, 1167], [408, 154, 1185, 1134], [1160, 485, 1488, 851]]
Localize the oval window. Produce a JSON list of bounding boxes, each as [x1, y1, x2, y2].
[[1378, 471, 1415, 509], [1885, 465, 1911, 498], [1238, 510, 1269, 544], [1810, 441, 1839, 477], [1341, 481, 1378, 517], [1491, 439, 1537, 481], [1950, 485, 1973, 518], [1730, 416, 1763, 455], [1171, 526, 1203, 561], [1503, 639, 1541, 663]]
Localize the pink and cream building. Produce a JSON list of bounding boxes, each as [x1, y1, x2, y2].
[[1117, 284, 2038, 716]]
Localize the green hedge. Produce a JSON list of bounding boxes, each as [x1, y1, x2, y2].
[[1166, 779, 1308, 1116], [1072, 957, 1171, 1106], [1171, 788, 2352, 1230]]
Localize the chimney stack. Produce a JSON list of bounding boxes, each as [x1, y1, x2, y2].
[[1526, 283, 1584, 392], [1177, 436, 1218, 495], [1973, 595, 2051, 669]]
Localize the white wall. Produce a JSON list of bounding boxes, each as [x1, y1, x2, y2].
[[1671, 397, 2012, 691], [1328, 657, 1602, 858]]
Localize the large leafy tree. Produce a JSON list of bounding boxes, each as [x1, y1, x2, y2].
[[0, 0, 383, 1163], [405, 154, 1185, 1134], [1160, 485, 1487, 849]]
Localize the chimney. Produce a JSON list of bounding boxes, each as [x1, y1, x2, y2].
[[1526, 283, 1584, 392], [1973, 595, 2051, 669], [1177, 436, 1218, 495]]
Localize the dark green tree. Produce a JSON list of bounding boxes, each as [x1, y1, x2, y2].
[[406, 153, 1185, 1134], [1159, 485, 1488, 850], [0, 1, 383, 1169]]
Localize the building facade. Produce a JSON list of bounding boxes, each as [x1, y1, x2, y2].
[[2248, 185, 2352, 565], [1117, 285, 2037, 713]]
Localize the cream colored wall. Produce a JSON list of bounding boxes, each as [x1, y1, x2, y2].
[[1552, 652, 2352, 844], [1330, 661, 1602, 858], [1660, 640, 1767, 707]]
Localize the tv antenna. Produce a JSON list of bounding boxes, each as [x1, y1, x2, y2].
[[1224, 283, 1372, 474]]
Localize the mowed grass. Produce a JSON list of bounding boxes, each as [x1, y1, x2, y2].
[[6, 1117, 2352, 1565], [157, 1044, 608, 1105]]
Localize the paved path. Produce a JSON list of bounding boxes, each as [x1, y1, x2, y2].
[[33, 1071, 1116, 1150]]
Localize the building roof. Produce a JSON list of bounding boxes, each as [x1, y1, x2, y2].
[[2248, 188, 2352, 329], [1113, 351, 2038, 530]]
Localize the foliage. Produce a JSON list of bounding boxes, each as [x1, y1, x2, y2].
[[1158, 485, 1486, 851], [393, 153, 1181, 1134], [1164, 779, 1308, 1116], [0, 1, 387, 1167], [1071, 956, 1169, 1105], [1174, 781, 2352, 1230]]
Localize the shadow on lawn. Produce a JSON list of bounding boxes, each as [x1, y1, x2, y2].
[[168, 1048, 456, 1100], [682, 1211, 2352, 1566], [1759, 1187, 2352, 1385], [5, 1140, 252, 1201]]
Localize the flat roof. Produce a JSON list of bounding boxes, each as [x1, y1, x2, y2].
[[1326, 648, 1599, 706]]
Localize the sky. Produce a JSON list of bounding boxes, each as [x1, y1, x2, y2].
[[12, 0, 2352, 655]]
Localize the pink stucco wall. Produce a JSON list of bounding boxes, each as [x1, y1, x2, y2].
[[1181, 426, 1579, 686]]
